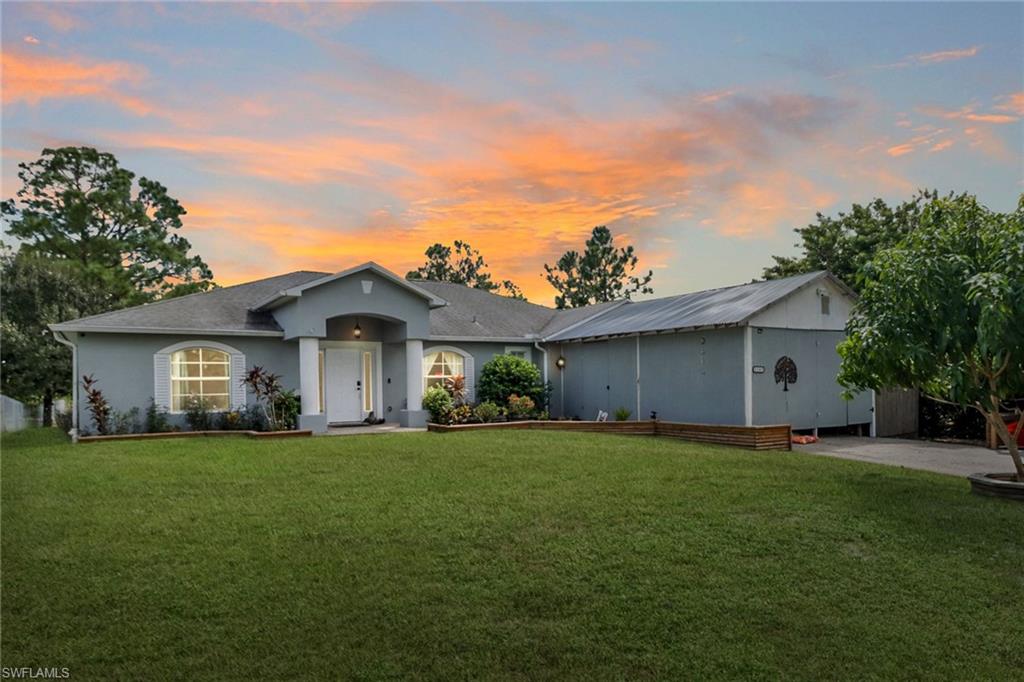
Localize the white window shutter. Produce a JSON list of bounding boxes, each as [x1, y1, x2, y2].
[[231, 353, 247, 409], [153, 353, 171, 410], [463, 354, 475, 403]]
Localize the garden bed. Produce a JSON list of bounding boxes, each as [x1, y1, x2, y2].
[[427, 419, 792, 451], [76, 429, 312, 443]]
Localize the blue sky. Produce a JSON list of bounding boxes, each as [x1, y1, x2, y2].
[[3, 2, 1021, 301]]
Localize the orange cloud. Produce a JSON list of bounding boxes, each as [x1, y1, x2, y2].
[[887, 143, 915, 157], [994, 92, 1024, 116], [918, 104, 1018, 124], [1, 50, 150, 114], [929, 139, 954, 152]]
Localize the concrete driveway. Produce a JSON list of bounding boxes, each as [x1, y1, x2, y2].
[[795, 436, 1014, 477]]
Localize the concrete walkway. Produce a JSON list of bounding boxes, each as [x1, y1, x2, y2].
[[795, 436, 1014, 477], [323, 423, 426, 436]]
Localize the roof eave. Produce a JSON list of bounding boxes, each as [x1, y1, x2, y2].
[[49, 323, 284, 338]]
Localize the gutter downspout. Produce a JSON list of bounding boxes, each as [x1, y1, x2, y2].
[[51, 330, 78, 442], [533, 341, 549, 412]]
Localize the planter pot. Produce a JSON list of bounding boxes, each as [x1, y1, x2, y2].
[[968, 473, 1024, 501]]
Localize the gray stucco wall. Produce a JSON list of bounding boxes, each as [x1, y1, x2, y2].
[[273, 273, 431, 340], [72, 332, 299, 432], [550, 328, 746, 424], [751, 328, 872, 429]]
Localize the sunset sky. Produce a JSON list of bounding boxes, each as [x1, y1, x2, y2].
[[2, 2, 1022, 303]]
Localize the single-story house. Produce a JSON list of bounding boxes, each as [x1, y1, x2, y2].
[[51, 262, 872, 434]]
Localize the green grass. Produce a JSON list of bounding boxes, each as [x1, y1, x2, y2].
[[2, 429, 1022, 680]]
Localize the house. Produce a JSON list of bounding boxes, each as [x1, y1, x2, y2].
[[50, 263, 872, 435]]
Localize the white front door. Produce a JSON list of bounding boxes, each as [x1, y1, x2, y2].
[[326, 348, 362, 423]]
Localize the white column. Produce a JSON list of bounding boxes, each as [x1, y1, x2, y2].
[[299, 337, 320, 416], [406, 338, 423, 411]]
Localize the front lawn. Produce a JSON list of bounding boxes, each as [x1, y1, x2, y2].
[[2, 429, 1022, 679]]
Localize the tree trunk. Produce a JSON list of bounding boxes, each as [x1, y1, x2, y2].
[[983, 405, 1024, 482], [42, 389, 54, 428]]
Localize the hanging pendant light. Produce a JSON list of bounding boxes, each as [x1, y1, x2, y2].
[[353, 318, 362, 339]]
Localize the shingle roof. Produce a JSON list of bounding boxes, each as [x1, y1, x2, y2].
[[545, 271, 831, 341], [51, 271, 327, 335], [413, 281, 555, 339], [53, 268, 841, 342]]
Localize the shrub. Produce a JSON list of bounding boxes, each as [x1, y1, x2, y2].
[[54, 409, 73, 435], [145, 399, 173, 433], [217, 409, 249, 431], [272, 390, 300, 430], [473, 401, 501, 423], [111, 407, 141, 435], [81, 374, 111, 435], [614, 407, 632, 421], [422, 385, 453, 424], [183, 395, 214, 431], [449, 404, 474, 425], [507, 393, 535, 420], [478, 355, 543, 405]]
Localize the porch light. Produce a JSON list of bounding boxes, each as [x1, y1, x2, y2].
[[353, 320, 362, 339], [556, 356, 566, 369]]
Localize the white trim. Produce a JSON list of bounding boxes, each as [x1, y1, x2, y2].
[[154, 339, 246, 413], [429, 335, 538, 343], [253, 261, 448, 310], [423, 344, 473, 401], [743, 326, 753, 426], [51, 324, 282, 337]]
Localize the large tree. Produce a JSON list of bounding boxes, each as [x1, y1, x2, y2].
[[0, 249, 108, 425], [406, 240, 524, 299], [2, 146, 214, 306], [544, 226, 653, 309], [764, 191, 937, 293], [838, 194, 1024, 479]]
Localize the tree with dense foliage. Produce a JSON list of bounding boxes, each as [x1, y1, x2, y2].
[[0, 249, 108, 425], [2, 146, 214, 307], [838, 194, 1024, 479], [763, 191, 937, 293], [544, 226, 653, 309], [406, 240, 524, 299]]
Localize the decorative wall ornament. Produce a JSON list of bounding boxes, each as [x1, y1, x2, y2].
[[774, 356, 798, 392]]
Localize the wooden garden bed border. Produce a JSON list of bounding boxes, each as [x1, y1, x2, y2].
[[77, 429, 312, 444], [427, 419, 792, 451]]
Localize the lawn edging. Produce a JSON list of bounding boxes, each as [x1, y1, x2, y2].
[[427, 419, 792, 451], [76, 429, 313, 444]]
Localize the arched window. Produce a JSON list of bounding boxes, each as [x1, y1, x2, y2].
[[170, 347, 232, 411], [424, 350, 464, 390]]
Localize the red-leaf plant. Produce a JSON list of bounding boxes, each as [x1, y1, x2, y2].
[[81, 374, 111, 435]]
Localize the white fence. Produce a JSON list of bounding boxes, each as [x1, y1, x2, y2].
[[1, 395, 34, 432]]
